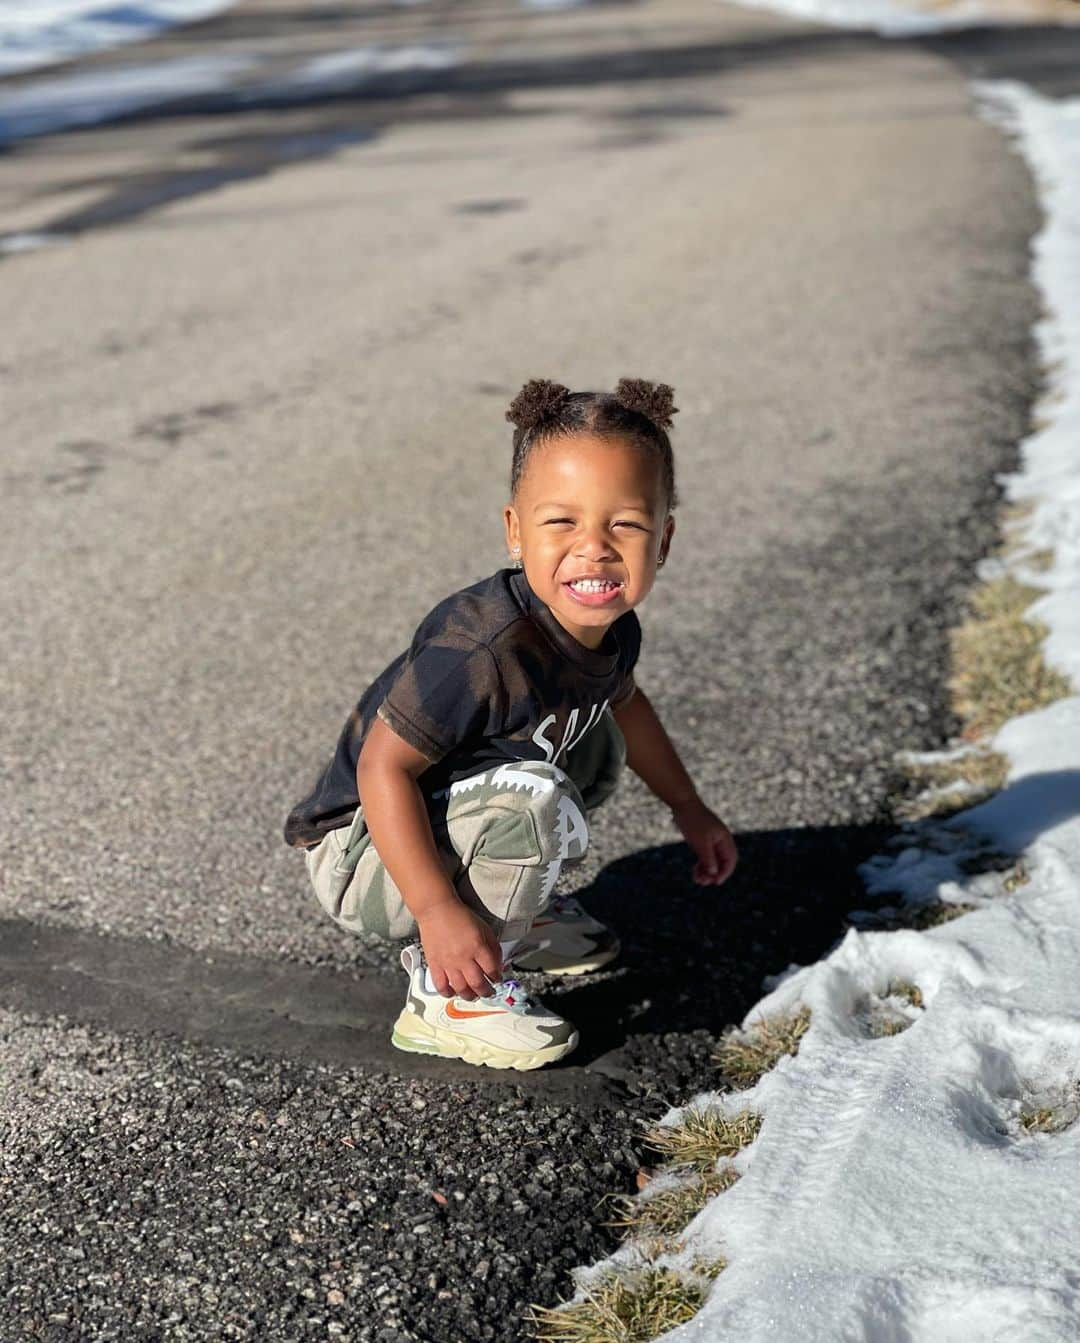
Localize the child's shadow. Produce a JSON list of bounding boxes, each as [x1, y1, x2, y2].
[[545, 768, 1080, 1084], [537, 821, 891, 1080]]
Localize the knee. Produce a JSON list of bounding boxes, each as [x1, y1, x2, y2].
[[480, 760, 590, 863]]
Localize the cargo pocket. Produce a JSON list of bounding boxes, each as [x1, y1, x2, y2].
[[474, 807, 543, 866], [331, 805, 373, 879]]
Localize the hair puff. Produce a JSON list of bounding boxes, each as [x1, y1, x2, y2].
[[613, 377, 678, 431], [505, 378, 571, 433]]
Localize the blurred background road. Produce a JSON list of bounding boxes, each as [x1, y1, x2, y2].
[[0, 0, 1069, 1337]]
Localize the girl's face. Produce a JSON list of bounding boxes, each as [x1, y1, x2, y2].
[[503, 432, 675, 650]]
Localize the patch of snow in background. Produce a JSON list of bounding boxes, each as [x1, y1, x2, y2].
[[0, 53, 254, 143], [0, 231, 62, 256], [715, 0, 984, 33], [0, 1, 236, 79], [977, 84, 1080, 694], [0, 40, 466, 144], [521, 0, 591, 10], [254, 43, 462, 98]]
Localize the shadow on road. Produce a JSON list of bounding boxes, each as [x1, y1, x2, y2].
[[549, 818, 893, 1077], [0, 815, 930, 1100], [0, 24, 898, 241], [17, 15, 1080, 247], [923, 25, 1080, 99]]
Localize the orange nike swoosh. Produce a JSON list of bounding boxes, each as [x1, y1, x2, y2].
[[446, 1002, 503, 1020]]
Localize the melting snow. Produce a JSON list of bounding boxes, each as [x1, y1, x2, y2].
[[0, 1, 236, 78]]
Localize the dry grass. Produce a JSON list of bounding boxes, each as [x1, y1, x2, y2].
[[1000, 500, 1036, 529], [863, 979, 924, 1038], [643, 1107, 762, 1172], [1018, 1086, 1080, 1136], [886, 980, 924, 1009], [849, 899, 976, 932], [909, 900, 977, 929], [606, 1167, 739, 1239], [1019, 1105, 1060, 1134], [949, 575, 1071, 740], [712, 1008, 812, 1088], [527, 1265, 719, 1343], [866, 1016, 910, 1038], [1003, 863, 1031, 893], [894, 748, 1010, 822]]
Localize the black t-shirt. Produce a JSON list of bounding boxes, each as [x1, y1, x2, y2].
[[283, 567, 641, 848]]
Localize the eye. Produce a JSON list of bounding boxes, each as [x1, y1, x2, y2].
[[543, 518, 574, 526], [615, 521, 647, 530]]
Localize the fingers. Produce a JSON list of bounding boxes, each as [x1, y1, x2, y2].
[[447, 972, 477, 1001], [444, 960, 498, 999], [474, 943, 503, 989], [424, 918, 505, 999], [465, 963, 495, 998], [693, 841, 737, 885], [703, 854, 734, 884]]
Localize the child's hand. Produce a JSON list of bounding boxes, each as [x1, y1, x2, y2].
[[671, 797, 738, 886], [417, 900, 504, 1000]]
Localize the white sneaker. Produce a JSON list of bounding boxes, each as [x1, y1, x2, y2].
[[510, 894, 621, 975], [390, 945, 579, 1071]]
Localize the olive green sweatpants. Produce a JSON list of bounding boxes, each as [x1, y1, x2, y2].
[[306, 709, 626, 944]]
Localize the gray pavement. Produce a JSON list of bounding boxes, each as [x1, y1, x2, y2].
[[0, 0, 1061, 1336]]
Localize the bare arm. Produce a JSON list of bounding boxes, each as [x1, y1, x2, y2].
[[610, 685, 699, 810], [356, 715, 503, 997], [612, 686, 738, 886]]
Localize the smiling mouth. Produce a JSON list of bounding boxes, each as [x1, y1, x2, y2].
[[563, 578, 624, 606]]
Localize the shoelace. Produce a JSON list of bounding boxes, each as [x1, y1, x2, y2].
[[486, 976, 533, 1015], [415, 945, 534, 1013]]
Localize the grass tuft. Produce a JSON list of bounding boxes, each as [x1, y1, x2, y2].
[[606, 1167, 739, 1240], [893, 748, 1009, 822], [948, 574, 1071, 740], [848, 899, 976, 932], [908, 901, 977, 929], [862, 979, 924, 1038], [644, 1106, 762, 1172], [886, 979, 924, 1009], [1000, 500, 1036, 529], [689, 1257, 728, 1282], [1018, 1085, 1080, 1136], [1003, 863, 1031, 893], [527, 1265, 719, 1343], [712, 1008, 811, 1088]]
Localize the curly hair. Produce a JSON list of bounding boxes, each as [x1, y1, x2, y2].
[[505, 377, 679, 510]]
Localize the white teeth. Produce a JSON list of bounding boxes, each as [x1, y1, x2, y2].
[[569, 579, 619, 591]]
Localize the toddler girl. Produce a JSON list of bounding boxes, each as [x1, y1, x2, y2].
[[284, 377, 737, 1071]]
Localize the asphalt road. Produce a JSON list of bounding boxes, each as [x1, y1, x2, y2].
[[0, 0, 1065, 1337]]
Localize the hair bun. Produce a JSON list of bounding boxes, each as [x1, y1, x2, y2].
[[506, 379, 571, 432], [614, 377, 678, 431]]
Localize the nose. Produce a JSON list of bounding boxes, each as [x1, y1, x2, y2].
[[575, 526, 617, 558]]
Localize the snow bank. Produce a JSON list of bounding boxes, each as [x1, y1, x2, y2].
[[0, 42, 463, 145], [0, 1, 237, 79], [645, 82, 1080, 1343], [711, 0, 980, 35], [0, 53, 254, 143], [721, 0, 1076, 34]]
